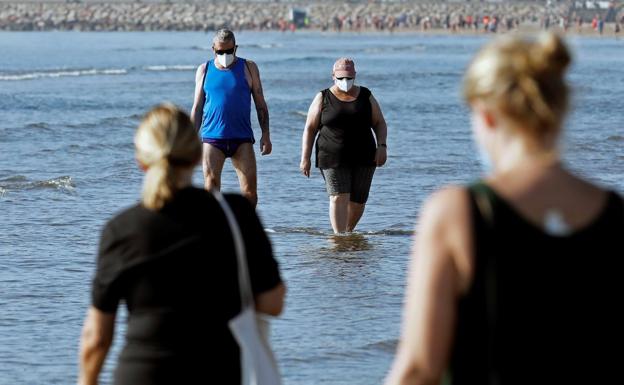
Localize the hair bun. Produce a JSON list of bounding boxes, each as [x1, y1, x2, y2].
[[531, 32, 571, 76]]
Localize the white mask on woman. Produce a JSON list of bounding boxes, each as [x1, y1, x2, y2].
[[217, 53, 235, 68], [335, 78, 354, 92], [476, 145, 493, 174]]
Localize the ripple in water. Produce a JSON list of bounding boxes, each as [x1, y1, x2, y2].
[[0, 68, 127, 81], [0, 176, 75, 193], [607, 135, 624, 142]]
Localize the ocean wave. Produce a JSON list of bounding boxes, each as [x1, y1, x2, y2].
[[0, 175, 75, 193], [364, 45, 425, 53], [607, 135, 624, 142], [242, 43, 284, 49], [263, 56, 332, 65], [144, 65, 196, 72], [0, 68, 127, 81], [362, 229, 413, 236], [191, 45, 211, 51], [265, 226, 412, 236], [363, 339, 399, 353], [24, 122, 51, 130]]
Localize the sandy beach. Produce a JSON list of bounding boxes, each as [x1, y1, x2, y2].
[[0, 0, 622, 34]]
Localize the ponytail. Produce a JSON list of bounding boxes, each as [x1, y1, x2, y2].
[[135, 104, 202, 210]]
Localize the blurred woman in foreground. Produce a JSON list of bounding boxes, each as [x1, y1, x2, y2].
[[385, 33, 623, 385], [79, 104, 285, 385]]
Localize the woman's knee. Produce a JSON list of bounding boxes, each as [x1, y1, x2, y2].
[[330, 193, 350, 204]]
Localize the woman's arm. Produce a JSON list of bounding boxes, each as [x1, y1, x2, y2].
[[370, 95, 388, 167], [78, 307, 116, 385], [255, 282, 287, 316], [384, 187, 472, 385], [300, 92, 323, 177]]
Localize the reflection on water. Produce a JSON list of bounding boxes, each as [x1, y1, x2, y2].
[[328, 233, 373, 252]]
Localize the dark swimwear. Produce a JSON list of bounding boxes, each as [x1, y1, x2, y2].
[[91, 187, 282, 385], [449, 182, 624, 385], [203, 138, 254, 158]]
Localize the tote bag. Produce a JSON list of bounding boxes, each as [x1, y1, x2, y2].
[[212, 190, 282, 385]]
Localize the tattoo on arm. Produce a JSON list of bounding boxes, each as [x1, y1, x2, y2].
[[249, 63, 269, 134], [257, 105, 270, 133]]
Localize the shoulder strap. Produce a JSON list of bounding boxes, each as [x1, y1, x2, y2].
[[360, 86, 371, 99], [212, 189, 254, 310], [242, 58, 254, 92], [468, 182, 496, 226], [318, 89, 330, 130], [201, 60, 210, 92], [467, 181, 500, 385]]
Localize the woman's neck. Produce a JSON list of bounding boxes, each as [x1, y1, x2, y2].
[[494, 137, 560, 176], [174, 169, 194, 189]]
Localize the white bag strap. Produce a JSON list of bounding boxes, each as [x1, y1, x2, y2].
[[212, 189, 254, 309]]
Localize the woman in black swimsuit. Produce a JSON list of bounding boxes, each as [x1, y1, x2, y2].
[[78, 104, 285, 385]]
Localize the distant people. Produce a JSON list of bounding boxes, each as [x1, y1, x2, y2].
[[191, 29, 272, 207], [385, 33, 623, 385], [576, 15, 583, 33], [79, 104, 285, 385], [598, 17, 605, 35], [300, 58, 388, 233]]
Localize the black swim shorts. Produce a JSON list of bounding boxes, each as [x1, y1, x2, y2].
[[320, 166, 376, 204]]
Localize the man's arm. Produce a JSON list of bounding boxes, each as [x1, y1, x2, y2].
[[190, 63, 206, 133], [370, 94, 388, 167], [247, 60, 272, 155]]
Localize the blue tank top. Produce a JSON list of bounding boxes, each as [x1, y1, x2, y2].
[[200, 58, 253, 140]]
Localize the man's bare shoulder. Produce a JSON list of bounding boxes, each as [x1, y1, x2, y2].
[[195, 63, 207, 78], [244, 59, 260, 73]]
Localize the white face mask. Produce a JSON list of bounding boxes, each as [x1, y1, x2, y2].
[[335, 78, 354, 92], [216, 53, 235, 68], [476, 145, 493, 175]]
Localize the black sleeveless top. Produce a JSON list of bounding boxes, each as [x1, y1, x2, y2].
[[315, 86, 377, 169], [450, 182, 624, 385]]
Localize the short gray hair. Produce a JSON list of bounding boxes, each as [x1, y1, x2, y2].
[[213, 29, 236, 45]]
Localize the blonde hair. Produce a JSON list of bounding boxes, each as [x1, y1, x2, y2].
[[463, 33, 571, 140], [134, 103, 202, 210]]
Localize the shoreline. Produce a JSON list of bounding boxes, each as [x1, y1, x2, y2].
[[1, 1, 622, 33]]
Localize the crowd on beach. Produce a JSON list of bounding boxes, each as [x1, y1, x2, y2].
[[0, 0, 622, 34]]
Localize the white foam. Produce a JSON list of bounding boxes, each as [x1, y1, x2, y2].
[[144, 65, 196, 71], [0, 68, 128, 81]]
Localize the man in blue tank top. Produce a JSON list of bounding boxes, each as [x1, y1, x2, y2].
[[191, 29, 271, 207]]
